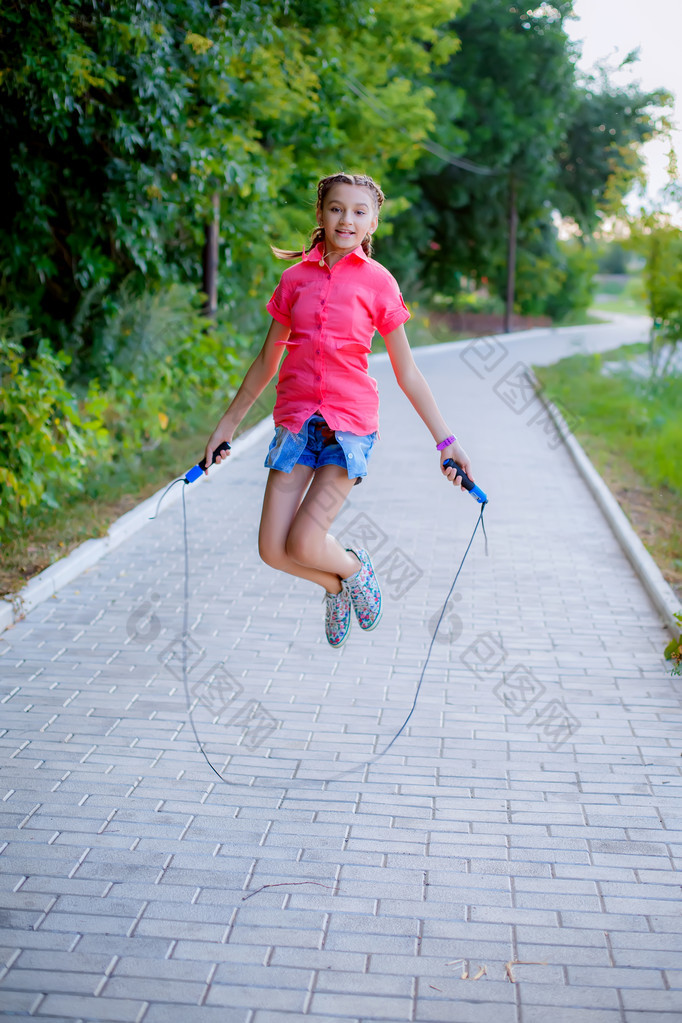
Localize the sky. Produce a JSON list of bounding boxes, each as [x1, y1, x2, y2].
[[565, 0, 681, 209]]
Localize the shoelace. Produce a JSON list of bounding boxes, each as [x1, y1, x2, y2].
[[348, 568, 376, 615], [326, 586, 349, 625]]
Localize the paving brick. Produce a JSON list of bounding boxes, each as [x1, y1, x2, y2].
[[206, 983, 306, 1011], [102, 976, 205, 1003], [70, 934, 173, 959], [620, 989, 682, 1012], [414, 938, 515, 963], [515, 942, 612, 967], [1, 966, 101, 999], [612, 943, 681, 975], [565, 965, 666, 988], [323, 931, 417, 955], [314, 970, 414, 997], [212, 962, 315, 989], [520, 1009, 621, 1023], [34, 993, 147, 1021], [144, 1006, 249, 1023], [0, 989, 44, 1014], [469, 905, 559, 926], [309, 992, 412, 1019], [649, 915, 682, 933], [0, 929, 75, 952], [250, 1014, 358, 1023], [518, 982, 620, 1008], [412, 995, 518, 1023]]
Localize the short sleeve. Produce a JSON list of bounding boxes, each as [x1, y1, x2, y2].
[[372, 272, 411, 337], [266, 278, 292, 328]]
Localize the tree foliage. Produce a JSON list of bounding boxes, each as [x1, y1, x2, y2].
[[385, 0, 669, 314], [555, 72, 673, 232], [631, 213, 682, 376], [0, 0, 462, 368]]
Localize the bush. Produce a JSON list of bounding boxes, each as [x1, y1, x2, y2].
[[0, 338, 110, 539], [0, 284, 254, 545], [664, 612, 682, 676], [595, 242, 628, 275], [90, 283, 250, 454], [544, 243, 597, 322]]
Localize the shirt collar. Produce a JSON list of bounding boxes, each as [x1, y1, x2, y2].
[[302, 241, 369, 264]]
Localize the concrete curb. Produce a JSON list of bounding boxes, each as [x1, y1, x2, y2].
[[0, 416, 274, 635], [530, 372, 681, 641]]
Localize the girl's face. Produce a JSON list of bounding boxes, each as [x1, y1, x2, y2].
[[317, 183, 379, 256]]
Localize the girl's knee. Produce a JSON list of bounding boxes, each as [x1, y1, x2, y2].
[[285, 527, 320, 568], [258, 536, 287, 571]]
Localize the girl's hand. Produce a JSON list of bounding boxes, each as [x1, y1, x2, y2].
[[203, 422, 234, 475], [440, 440, 473, 490]]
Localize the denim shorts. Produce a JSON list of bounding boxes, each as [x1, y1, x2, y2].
[[264, 413, 376, 482]]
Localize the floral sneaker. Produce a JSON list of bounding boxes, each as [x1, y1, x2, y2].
[[324, 581, 352, 648], [345, 547, 382, 631]]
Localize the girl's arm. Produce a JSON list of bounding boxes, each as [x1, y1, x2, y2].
[[203, 318, 289, 471], [383, 323, 473, 487]]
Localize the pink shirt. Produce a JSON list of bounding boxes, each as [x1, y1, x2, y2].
[[266, 242, 410, 434]]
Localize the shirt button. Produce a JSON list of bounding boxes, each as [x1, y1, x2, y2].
[[348, 453, 354, 459], [316, 349, 321, 354]]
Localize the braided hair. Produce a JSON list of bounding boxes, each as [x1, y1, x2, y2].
[[272, 173, 385, 261]]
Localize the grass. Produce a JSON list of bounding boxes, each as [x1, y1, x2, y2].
[[553, 310, 608, 327], [592, 273, 648, 317], [535, 343, 682, 602]]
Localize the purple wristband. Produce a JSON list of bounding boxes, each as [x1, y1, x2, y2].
[[436, 435, 456, 451]]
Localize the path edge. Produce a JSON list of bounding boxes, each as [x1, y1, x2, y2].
[[0, 417, 273, 635], [529, 370, 680, 640]]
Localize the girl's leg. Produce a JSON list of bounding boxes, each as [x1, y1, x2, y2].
[[258, 464, 359, 592]]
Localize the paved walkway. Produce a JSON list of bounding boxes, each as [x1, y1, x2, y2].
[[1, 322, 680, 1023]]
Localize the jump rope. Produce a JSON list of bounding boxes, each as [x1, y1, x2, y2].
[[152, 441, 488, 789]]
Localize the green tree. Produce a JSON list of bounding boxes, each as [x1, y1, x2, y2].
[[0, 0, 464, 365], [633, 213, 682, 376], [555, 70, 672, 232], [0, 0, 288, 362], [393, 0, 577, 303], [386, 0, 669, 320]]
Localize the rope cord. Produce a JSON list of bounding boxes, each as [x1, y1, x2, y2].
[[150, 475, 235, 784], [179, 484, 231, 785], [149, 476, 186, 521], [377, 501, 487, 758]]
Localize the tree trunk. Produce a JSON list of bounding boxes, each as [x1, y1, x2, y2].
[[504, 177, 517, 334], [202, 192, 220, 319]]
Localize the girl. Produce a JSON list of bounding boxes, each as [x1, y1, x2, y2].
[[203, 173, 474, 648]]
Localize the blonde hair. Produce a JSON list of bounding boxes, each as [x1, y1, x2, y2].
[[272, 173, 385, 261]]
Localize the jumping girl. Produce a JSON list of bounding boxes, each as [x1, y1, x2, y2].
[[203, 172, 474, 648]]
